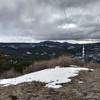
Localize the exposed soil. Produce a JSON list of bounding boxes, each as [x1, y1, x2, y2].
[[0, 67, 100, 100]]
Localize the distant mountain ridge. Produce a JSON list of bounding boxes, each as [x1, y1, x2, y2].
[[0, 41, 100, 62]]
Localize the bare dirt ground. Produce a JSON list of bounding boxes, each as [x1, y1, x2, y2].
[[0, 67, 100, 100]]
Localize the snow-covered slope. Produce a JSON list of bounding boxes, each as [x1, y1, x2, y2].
[[0, 66, 89, 88]]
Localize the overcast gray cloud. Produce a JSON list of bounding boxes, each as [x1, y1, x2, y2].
[[0, 0, 100, 42]]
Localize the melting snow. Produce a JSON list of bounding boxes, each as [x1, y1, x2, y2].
[[0, 66, 89, 88]]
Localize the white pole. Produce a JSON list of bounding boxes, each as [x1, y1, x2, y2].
[[82, 45, 85, 62]]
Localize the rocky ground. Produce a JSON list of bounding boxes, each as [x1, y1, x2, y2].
[[0, 67, 100, 100]]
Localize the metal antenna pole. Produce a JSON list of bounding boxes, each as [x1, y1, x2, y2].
[[82, 44, 85, 62]]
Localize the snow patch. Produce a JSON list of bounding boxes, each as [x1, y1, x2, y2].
[[78, 81, 84, 84], [0, 66, 89, 88]]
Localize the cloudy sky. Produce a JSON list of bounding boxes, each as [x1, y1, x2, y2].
[[0, 0, 100, 42]]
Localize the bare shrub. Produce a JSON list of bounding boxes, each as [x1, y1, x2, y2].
[[23, 55, 84, 74]]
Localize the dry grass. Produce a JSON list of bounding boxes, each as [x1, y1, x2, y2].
[[1, 55, 100, 78], [84, 61, 100, 68], [0, 69, 20, 79], [0, 55, 84, 78], [23, 55, 84, 74]]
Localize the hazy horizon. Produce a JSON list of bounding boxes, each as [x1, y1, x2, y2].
[[0, 39, 100, 44]]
